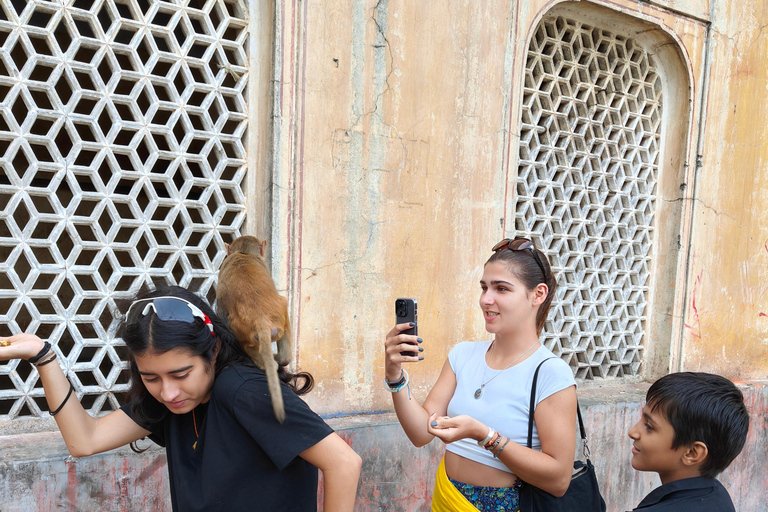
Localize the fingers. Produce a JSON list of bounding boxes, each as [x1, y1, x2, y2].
[[0, 334, 46, 361], [385, 325, 423, 362], [385, 341, 423, 362], [428, 413, 459, 443], [428, 413, 456, 431], [387, 321, 418, 337]]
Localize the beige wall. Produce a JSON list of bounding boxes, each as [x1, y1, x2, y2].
[[681, 0, 768, 378], [259, 0, 768, 417]]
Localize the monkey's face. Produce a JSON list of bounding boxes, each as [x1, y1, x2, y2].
[[134, 347, 216, 414]]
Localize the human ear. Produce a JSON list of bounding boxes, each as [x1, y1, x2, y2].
[[212, 339, 222, 365], [531, 283, 548, 306], [681, 441, 709, 466]]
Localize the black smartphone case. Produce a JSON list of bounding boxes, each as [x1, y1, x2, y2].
[[395, 298, 418, 356]]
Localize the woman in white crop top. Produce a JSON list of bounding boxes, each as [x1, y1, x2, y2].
[[384, 238, 577, 511]]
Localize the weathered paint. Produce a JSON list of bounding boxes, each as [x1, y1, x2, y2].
[[680, 0, 768, 377], [0, 432, 169, 511], [270, 0, 714, 414]]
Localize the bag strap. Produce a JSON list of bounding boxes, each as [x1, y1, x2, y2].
[[526, 357, 591, 460]]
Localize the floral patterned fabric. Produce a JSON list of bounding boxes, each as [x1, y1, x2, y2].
[[448, 478, 520, 512]]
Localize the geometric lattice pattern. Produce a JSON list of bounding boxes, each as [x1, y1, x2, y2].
[[0, 0, 248, 420], [517, 16, 661, 380]]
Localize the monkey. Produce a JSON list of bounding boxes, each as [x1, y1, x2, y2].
[[216, 236, 292, 423]]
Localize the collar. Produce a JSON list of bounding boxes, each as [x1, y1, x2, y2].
[[636, 477, 722, 507]]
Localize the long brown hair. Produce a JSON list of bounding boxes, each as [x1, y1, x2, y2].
[[485, 242, 556, 335]]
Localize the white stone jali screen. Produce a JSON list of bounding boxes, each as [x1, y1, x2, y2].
[[516, 15, 661, 380], [0, 0, 248, 420]]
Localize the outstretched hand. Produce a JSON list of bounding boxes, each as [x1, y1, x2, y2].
[[427, 413, 485, 444], [0, 333, 46, 362]]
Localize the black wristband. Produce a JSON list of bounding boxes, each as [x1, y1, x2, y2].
[[28, 342, 51, 364], [34, 353, 58, 368], [385, 370, 406, 388], [50, 380, 75, 416]]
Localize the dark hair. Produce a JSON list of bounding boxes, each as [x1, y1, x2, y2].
[[646, 372, 750, 479], [123, 286, 314, 428], [485, 242, 556, 335]]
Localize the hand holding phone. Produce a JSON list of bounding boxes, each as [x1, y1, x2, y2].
[[395, 298, 418, 357]]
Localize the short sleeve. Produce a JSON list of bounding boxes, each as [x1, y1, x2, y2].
[[232, 379, 333, 471], [534, 357, 576, 407], [119, 402, 167, 447], [448, 341, 482, 374]]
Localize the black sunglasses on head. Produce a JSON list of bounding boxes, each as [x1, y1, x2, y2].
[[492, 237, 548, 280], [126, 296, 215, 336]]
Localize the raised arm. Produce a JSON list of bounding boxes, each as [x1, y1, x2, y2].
[[299, 432, 362, 512], [384, 323, 456, 447], [2, 333, 151, 457]]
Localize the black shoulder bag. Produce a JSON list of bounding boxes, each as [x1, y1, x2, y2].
[[518, 358, 606, 512]]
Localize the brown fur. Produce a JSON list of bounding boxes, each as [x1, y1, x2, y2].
[[216, 236, 292, 423]]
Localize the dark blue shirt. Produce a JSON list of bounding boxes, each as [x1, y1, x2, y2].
[[629, 477, 736, 512]]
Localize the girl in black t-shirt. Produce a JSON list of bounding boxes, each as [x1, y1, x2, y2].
[[1, 286, 361, 512]]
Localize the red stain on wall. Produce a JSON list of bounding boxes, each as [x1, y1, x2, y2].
[[685, 269, 704, 339], [66, 459, 78, 511]]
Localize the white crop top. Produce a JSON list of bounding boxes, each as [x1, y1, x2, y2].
[[446, 341, 576, 473]]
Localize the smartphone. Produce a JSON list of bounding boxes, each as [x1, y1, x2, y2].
[[395, 298, 418, 357], [395, 298, 417, 335]]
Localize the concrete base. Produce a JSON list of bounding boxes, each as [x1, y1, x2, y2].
[[0, 382, 765, 512]]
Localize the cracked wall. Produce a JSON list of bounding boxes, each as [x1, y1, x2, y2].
[[680, 0, 768, 377], [271, 0, 726, 417]]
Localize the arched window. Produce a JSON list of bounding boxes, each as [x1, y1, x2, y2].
[[515, 7, 690, 380]]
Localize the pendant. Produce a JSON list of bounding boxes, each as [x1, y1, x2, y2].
[[474, 386, 483, 399]]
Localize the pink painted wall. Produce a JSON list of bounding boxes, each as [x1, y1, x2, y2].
[[1, 383, 764, 511]]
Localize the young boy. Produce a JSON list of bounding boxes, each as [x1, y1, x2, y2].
[[627, 372, 750, 511]]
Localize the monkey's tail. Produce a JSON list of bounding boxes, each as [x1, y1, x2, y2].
[[258, 327, 285, 423]]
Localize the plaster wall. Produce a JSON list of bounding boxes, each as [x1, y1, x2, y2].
[[269, 0, 714, 416], [679, 0, 768, 378]]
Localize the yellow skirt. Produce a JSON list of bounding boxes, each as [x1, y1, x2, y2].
[[431, 457, 480, 512]]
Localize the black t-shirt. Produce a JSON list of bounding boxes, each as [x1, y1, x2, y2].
[[629, 477, 736, 512], [121, 364, 334, 512]]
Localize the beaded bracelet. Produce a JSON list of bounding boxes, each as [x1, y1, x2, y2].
[[488, 433, 503, 451], [482, 432, 500, 450], [493, 437, 511, 458]]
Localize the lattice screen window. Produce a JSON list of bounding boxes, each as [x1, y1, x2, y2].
[[0, 0, 249, 420], [517, 15, 661, 379]]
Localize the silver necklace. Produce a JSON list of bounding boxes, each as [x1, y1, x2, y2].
[[474, 341, 539, 399]]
